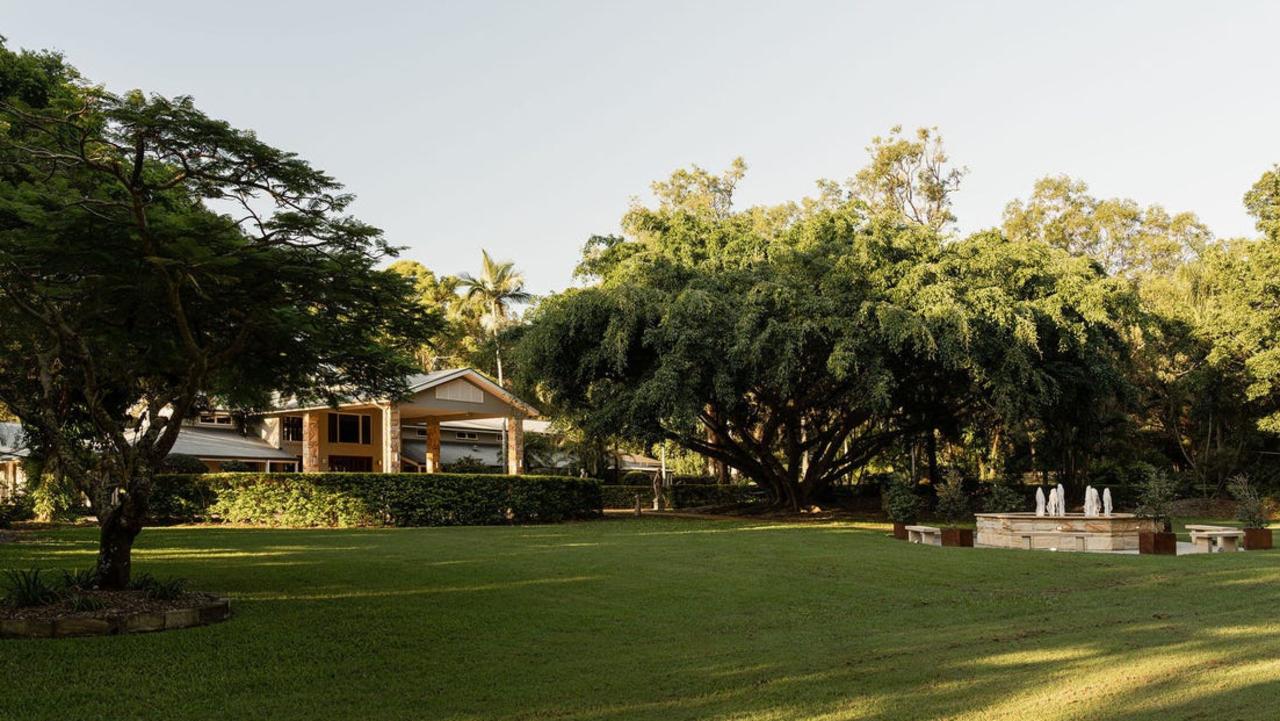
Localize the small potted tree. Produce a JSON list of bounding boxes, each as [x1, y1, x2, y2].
[[936, 471, 973, 547], [882, 474, 922, 540], [1229, 474, 1272, 550], [1135, 467, 1177, 555]]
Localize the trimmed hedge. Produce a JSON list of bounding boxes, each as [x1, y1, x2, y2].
[[153, 472, 602, 527], [669, 484, 759, 508], [601, 485, 653, 509]]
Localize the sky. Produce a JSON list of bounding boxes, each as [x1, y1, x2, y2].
[[4, 1, 1279, 294]]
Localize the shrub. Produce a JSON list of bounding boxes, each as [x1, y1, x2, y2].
[[161, 453, 210, 475], [66, 592, 106, 612], [881, 474, 922, 524], [1228, 474, 1268, 529], [1134, 465, 1178, 532], [168, 472, 603, 528], [219, 460, 253, 473], [60, 567, 100, 592], [668, 483, 757, 509], [934, 471, 971, 527], [444, 456, 496, 474], [982, 482, 1027, 513], [131, 573, 188, 600], [619, 470, 652, 486], [2, 568, 59, 608], [601, 485, 652, 509], [149, 473, 217, 523], [0, 494, 35, 528]]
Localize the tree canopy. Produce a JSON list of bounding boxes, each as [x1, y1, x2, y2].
[[519, 153, 1135, 508], [0, 42, 435, 585]]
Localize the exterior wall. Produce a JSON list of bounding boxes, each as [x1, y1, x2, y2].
[[0, 459, 23, 501], [300, 407, 386, 472]]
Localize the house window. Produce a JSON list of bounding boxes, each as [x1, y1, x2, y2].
[[327, 413, 371, 445], [456, 431, 480, 441], [282, 416, 304, 442], [197, 412, 233, 427]]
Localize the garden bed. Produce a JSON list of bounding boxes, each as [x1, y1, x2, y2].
[[1, 591, 230, 638]]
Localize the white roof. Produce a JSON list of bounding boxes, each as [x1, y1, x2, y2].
[[169, 427, 295, 461]]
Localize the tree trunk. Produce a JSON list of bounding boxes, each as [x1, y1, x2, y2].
[[926, 430, 940, 485], [96, 505, 142, 589]]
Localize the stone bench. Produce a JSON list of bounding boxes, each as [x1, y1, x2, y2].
[[1187, 525, 1245, 553], [906, 525, 942, 546]]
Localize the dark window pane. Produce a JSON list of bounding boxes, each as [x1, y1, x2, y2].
[[361, 415, 372, 445], [327, 413, 337, 443]]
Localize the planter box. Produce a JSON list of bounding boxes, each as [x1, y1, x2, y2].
[[892, 522, 908, 540], [1245, 528, 1273, 550], [1139, 531, 1177, 555], [941, 528, 973, 547]]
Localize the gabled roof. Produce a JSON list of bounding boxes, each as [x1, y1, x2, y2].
[[0, 422, 28, 459], [265, 368, 538, 417], [404, 368, 539, 416]]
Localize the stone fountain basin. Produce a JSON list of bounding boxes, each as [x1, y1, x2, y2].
[[975, 512, 1158, 552]]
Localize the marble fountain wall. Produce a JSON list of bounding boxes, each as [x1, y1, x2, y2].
[[974, 513, 1158, 552]]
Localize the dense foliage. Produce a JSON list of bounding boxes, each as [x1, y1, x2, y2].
[[519, 155, 1134, 509], [0, 44, 433, 585], [157, 472, 602, 527]]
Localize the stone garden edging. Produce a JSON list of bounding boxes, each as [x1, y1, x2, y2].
[[0, 598, 231, 639]]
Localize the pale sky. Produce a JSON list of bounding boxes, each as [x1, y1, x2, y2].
[[4, 1, 1279, 294]]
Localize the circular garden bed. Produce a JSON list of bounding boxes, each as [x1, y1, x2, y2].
[[1, 591, 231, 638]]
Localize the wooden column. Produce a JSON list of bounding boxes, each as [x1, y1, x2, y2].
[[425, 419, 441, 473], [382, 404, 401, 473], [302, 411, 322, 472], [506, 413, 525, 475]]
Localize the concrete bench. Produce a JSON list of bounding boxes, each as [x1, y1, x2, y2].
[[906, 525, 942, 546], [1187, 525, 1244, 553]]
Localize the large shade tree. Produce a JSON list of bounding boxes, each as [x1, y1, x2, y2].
[[0, 44, 435, 586], [519, 158, 1134, 508]]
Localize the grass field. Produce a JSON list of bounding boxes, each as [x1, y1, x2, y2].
[[1, 516, 1277, 721]]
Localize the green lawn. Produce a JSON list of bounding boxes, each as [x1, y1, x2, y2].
[[2, 517, 1278, 721]]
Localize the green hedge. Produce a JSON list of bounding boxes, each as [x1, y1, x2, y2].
[[669, 484, 758, 508], [153, 472, 602, 527], [601, 485, 653, 509]]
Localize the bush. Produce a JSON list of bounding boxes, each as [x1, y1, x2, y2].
[[149, 473, 217, 523], [443, 456, 496, 474], [934, 471, 971, 527], [982, 482, 1027, 513], [620, 470, 652, 486], [601, 485, 652, 509], [161, 453, 210, 475], [1228, 474, 1268, 529], [1134, 465, 1178, 532], [668, 483, 757, 509], [2, 568, 59, 608], [881, 474, 922, 524], [157, 472, 604, 528], [0, 494, 34, 528], [219, 460, 253, 473]]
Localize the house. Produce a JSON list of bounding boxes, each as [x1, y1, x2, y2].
[[164, 368, 538, 473], [0, 421, 26, 501], [2, 368, 663, 483]]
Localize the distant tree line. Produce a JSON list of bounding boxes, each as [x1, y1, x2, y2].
[[516, 127, 1280, 509]]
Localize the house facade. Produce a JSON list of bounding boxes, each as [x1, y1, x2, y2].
[[0, 368, 662, 492], [0, 421, 25, 502]]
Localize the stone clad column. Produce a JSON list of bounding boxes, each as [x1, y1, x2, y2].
[[302, 411, 322, 472], [425, 419, 441, 473], [383, 404, 401, 473], [506, 413, 525, 475]]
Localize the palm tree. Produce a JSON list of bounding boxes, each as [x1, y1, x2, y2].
[[456, 250, 531, 385]]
